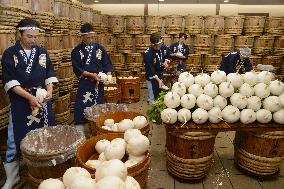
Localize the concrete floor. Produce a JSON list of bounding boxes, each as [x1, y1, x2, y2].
[[1, 89, 283, 189]]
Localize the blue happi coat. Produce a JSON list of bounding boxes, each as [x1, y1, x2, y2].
[[220, 51, 253, 74], [1, 41, 58, 160], [71, 42, 113, 124], [144, 46, 167, 99], [169, 42, 190, 72]]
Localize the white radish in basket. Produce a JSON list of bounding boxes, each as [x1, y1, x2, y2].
[[98, 152, 106, 161], [204, 82, 218, 98], [133, 116, 148, 129], [254, 83, 270, 99], [161, 108, 178, 124], [195, 73, 211, 87], [38, 178, 65, 189], [164, 92, 181, 109], [239, 83, 254, 97], [273, 109, 284, 124], [258, 71, 273, 84], [128, 154, 146, 163], [125, 176, 141, 189], [69, 176, 96, 189], [246, 96, 262, 111], [196, 94, 214, 110], [96, 176, 126, 189], [208, 107, 222, 123], [256, 109, 272, 123], [263, 96, 282, 112], [104, 140, 126, 161], [222, 105, 240, 123], [211, 70, 226, 84], [125, 159, 138, 168], [192, 108, 208, 124], [230, 93, 247, 109], [188, 84, 203, 97], [227, 73, 243, 88], [213, 95, 227, 110], [63, 167, 91, 189], [178, 72, 195, 87], [95, 159, 127, 181], [104, 119, 115, 127], [180, 94, 196, 109], [242, 72, 258, 86], [95, 139, 111, 154], [118, 119, 134, 132], [127, 135, 149, 156], [219, 82, 234, 98], [172, 82, 187, 97], [269, 80, 284, 96], [124, 129, 142, 142], [177, 108, 191, 123], [85, 160, 102, 170], [240, 109, 256, 124]]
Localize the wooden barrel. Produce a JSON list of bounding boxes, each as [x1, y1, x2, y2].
[[164, 15, 183, 34], [214, 35, 234, 55], [234, 131, 284, 177], [54, 92, 70, 114], [99, 34, 115, 53], [166, 126, 217, 181], [104, 84, 121, 104], [109, 53, 125, 71], [126, 53, 143, 70], [274, 36, 284, 56], [204, 16, 224, 35], [244, 16, 266, 36], [186, 54, 202, 75], [224, 16, 245, 35], [31, 0, 54, 13], [116, 34, 133, 53], [0, 81, 10, 130], [250, 55, 262, 71], [184, 15, 203, 34], [62, 30, 80, 49], [117, 76, 140, 103], [55, 109, 70, 125], [145, 15, 162, 34], [204, 54, 222, 73], [92, 10, 102, 33], [44, 31, 63, 50], [76, 133, 151, 189], [262, 56, 282, 74], [126, 16, 144, 34], [193, 35, 212, 54], [57, 62, 74, 93], [53, 0, 71, 18], [80, 5, 93, 24], [69, 1, 81, 20], [254, 35, 274, 55], [0, 26, 16, 55], [100, 14, 109, 33], [162, 35, 172, 47], [20, 125, 85, 184], [234, 35, 254, 50], [135, 35, 150, 53], [109, 15, 125, 34], [264, 17, 284, 36]]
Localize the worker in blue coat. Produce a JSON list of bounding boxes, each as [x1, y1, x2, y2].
[[144, 32, 169, 104], [71, 23, 113, 133], [169, 32, 190, 74], [1, 18, 58, 189], [220, 47, 253, 74]]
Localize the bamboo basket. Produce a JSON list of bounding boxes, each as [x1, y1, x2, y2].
[[76, 133, 151, 189]]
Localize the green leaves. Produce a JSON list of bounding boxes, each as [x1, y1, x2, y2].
[[146, 91, 167, 125]]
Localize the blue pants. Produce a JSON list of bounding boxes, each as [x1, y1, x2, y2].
[[5, 111, 17, 163], [146, 80, 155, 105]]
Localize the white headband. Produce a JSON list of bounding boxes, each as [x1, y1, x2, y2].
[[80, 31, 95, 35], [18, 27, 40, 31]]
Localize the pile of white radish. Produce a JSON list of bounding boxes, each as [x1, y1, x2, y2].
[[38, 163, 141, 189], [102, 116, 148, 132], [161, 70, 284, 125]]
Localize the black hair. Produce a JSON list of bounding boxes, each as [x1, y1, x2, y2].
[[179, 32, 187, 40], [150, 32, 162, 44], [16, 18, 40, 34], [80, 23, 94, 33]]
